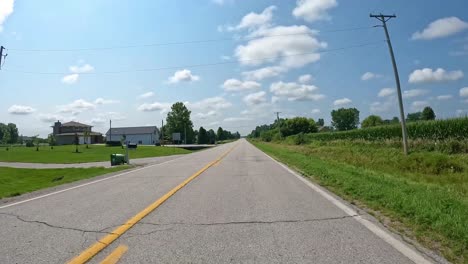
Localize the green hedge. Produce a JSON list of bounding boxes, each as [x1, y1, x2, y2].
[[306, 117, 468, 141]]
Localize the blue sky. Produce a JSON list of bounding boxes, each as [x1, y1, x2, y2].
[[1, 0, 467, 137]]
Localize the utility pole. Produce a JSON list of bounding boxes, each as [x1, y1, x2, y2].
[[275, 112, 282, 139], [371, 13, 409, 155], [0, 46, 6, 70]]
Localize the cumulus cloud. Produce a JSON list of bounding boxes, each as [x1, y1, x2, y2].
[[137, 102, 171, 112], [189, 96, 232, 111], [243, 91, 267, 106], [378, 88, 395, 97], [333, 98, 352, 106], [94, 98, 119, 105], [138, 92, 155, 99], [168, 69, 200, 83], [8, 104, 36, 115], [0, 0, 14, 32], [409, 68, 463, 83], [436, 95, 453, 100], [411, 101, 429, 111], [58, 99, 96, 114], [292, 0, 338, 22], [235, 25, 327, 69], [62, 74, 79, 84], [298, 74, 313, 84], [222, 78, 261, 92], [403, 89, 428, 99], [361, 72, 383, 81], [69, 64, 94, 74], [242, 66, 286, 81], [460, 87, 468, 97], [412, 17, 468, 40], [232, 6, 276, 31], [195, 111, 218, 119], [270, 81, 325, 101], [370, 100, 395, 114]]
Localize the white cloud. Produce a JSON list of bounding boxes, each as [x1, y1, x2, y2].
[[242, 66, 286, 81], [378, 88, 395, 98], [271, 96, 280, 104], [333, 98, 352, 106], [222, 78, 261, 92], [94, 98, 119, 105], [270, 81, 325, 101], [0, 0, 14, 32], [411, 101, 429, 111], [62, 74, 79, 84], [298, 74, 313, 84], [232, 6, 276, 31], [311, 108, 321, 114], [138, 92, 155, 99], [224, 117, 253, 122], [370, 99, 395, 114], [39, 113, 63, 123], [412, 17, 468, 40], [189, 96, 232, 111], [137, 102, 171, 112], [196, 111, 218, 119], [243, 91, 267, 106], [409, 68, 463, 83], [460, 87, 468, 97], [8, 104, 36, 115], [69, 64, 94, 74], [436, 95, 453, 100], [235, 25, 327, 69], [292, 0, 338, 22], [90, 117, 106, 125], [168, 69, 200, 83], [361, 72, 383, 81], [403, 89, 428, 99], [58, 99, 96, 114]]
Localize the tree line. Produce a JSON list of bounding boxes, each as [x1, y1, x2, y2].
[[249, 106, 437, 140], [0, 123, 19, 145], [160, 102, 240, 144]]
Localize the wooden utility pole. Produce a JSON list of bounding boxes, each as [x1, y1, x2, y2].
[[371, 14, 409, 155]]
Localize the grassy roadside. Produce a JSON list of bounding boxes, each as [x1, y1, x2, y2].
[[0, 145, 191, 164], [251, 140, 467, 263], [0, 166, 130, 199]]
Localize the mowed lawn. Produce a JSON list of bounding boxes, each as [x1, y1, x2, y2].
[[0, 166, 129, 198], [0, 145, 191, 164], [252, 140, 468, 263]]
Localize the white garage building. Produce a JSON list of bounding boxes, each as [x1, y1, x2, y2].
[[106, 126, 160, 145]]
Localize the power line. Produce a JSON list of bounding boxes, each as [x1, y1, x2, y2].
[[3, 40, 385, 75], [6, 26, 376, 52]]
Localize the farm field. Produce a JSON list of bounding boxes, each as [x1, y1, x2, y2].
[[251, 139, 468, 263], [0, 166, 130, 199], [0, 145, 191, 164]]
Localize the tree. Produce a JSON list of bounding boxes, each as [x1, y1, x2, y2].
[[361, 115, 384, 128], [197, 127, 209, 144], [74, 133, 80, 153], [48, 134, 56, 149], [282, 117, 317, 136], [7, 123, 19, 144], [217, 127, 225, 141], [421, 106, 436, 120], [166, 102, 195, 144], [120, 134, 126, 149], [317, 118, 325, 127], [406, 112, 422, 122], [83, 130, 90, 149], [331, 108, 360, 131], [208, 129, 216, 144]]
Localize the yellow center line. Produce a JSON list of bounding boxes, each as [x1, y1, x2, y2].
[[67, 144, 237, 264], [99, 245, 128, 264]]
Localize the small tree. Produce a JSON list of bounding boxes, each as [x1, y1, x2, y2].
[[421, 106, 436, 120], [74, 133, 80, 153], [331, 108, 360, 131], [361, 115, 384, 128], [84, 130, 90, 149], [48, 134, 56, 149], [120, 134, 126, 149]]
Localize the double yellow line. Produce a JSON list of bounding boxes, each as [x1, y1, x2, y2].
[[68, 144, 237, 264]]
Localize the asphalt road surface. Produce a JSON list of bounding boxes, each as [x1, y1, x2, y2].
[[0, 139, 436, 264]]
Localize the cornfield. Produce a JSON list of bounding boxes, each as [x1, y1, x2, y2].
[[307, 117, 468, 141]]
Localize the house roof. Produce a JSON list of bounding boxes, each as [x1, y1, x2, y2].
[[61, 121, 92, 127], [106, 126, 159, 135], [55, 132, 102, 136]]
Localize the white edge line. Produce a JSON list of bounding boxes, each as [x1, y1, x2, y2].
[[0, 155, 186, 210], [257, 145, 432, 264]]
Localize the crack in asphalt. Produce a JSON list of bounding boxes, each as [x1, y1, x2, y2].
[[137, 214, 361, 227]]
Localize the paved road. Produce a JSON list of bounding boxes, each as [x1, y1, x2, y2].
[[0, 155, 185, 169], [0, 139, 437, 263]]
